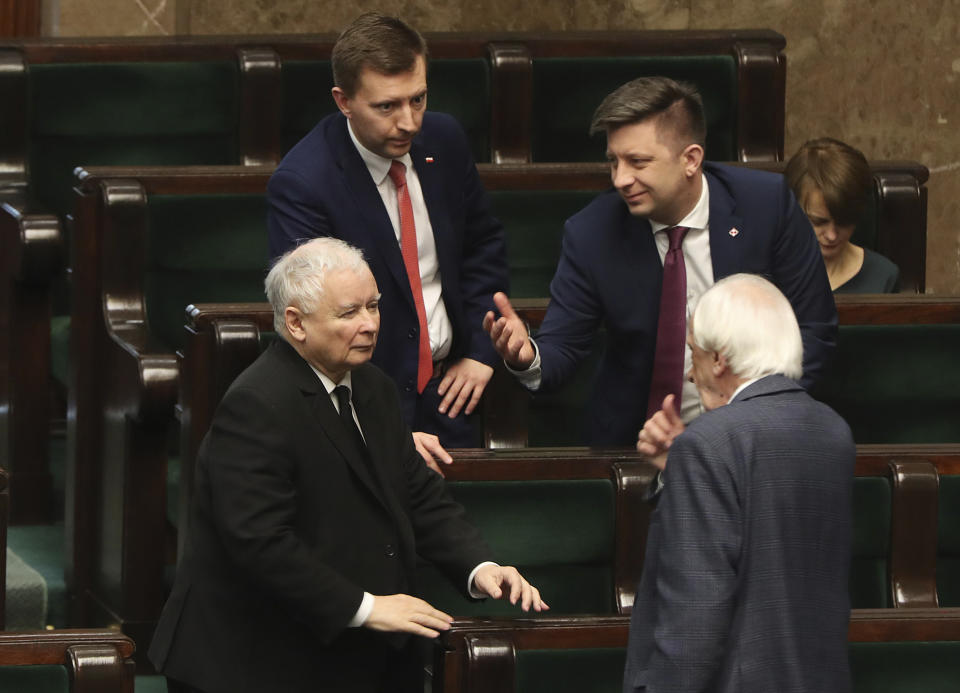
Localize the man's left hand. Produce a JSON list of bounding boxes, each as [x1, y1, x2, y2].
[[473, 564, 549, 612], [412, 431, 453, 477], [437, 358, 494, 418]]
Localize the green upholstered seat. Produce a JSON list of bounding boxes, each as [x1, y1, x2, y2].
[[518, 648, 626, 693], [850, 476, 892, 608], [850, 641, 960, 693], [144, 194, 269, 351], [812, 325, 960, 444], [938, 475, 960, 606], [417, 479, 615, 616], [29, 62, 240, 219], [7, 524, 67, 628], [530, 56, 737, 163], [280, 59, 491, 162]]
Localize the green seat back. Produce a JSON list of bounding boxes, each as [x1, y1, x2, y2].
[[280, 59, 491, 162], [0, 666, 68, 693], [518, 648, 626, 693], [850, 476, 891, 608], [417, 479, 615, 616], [938, 475, 960, 606], [531, 56, 738, 162], [812, 325, 960, 443], [145, 194, 270, 352], [850, 641, 960, 693], [493, 189, 601, 298], [29, 62, 240, 218]]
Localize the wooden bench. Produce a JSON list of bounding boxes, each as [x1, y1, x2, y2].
[[432, 608, 960, 693], [500, 294, 959, 447], [0, 629, 135, 693], [179, 310, 959, 615]]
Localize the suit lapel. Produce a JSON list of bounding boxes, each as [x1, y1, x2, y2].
[[331, 117, 413, 308], [706, 168, 746, 281], [410, 137, 453, 276]]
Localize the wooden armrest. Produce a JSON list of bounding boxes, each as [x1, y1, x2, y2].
[[733, 40, 785, 162], [0, 203, 63, 285], [887, 460, 940, 607], [613, 460, 658, 614], [0, 629, 135, 693]]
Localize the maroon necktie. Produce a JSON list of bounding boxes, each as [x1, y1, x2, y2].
[[387, 160, 433, 394], [646, 226, 689, 418]]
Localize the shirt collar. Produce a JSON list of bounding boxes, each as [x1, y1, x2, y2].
[[650, 173, 710, 235], [308, 363, 354, 399], [347, 119, 413, 186]]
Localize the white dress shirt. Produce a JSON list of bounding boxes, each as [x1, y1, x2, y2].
[[309, 364, 493, 626], [348, 122, 452, 361], [511, 173, 714, 424]]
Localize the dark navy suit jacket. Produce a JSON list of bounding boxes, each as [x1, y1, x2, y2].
[[267, 112, 507, 425], [623, 374, 854, 693], [536, 162, 837, 444]]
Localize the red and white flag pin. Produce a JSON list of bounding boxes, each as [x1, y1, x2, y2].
[[425, 156, 435, 163], [728, 227, 740, 237]]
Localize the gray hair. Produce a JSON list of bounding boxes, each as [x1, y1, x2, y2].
[[589, 76, 706, 149], [265, 237, 370, 334], [690, 274, 803, 381]]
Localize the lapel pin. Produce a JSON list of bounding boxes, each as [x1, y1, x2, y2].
[[424, 156, 435, 163], [728, 227, 740, 237]]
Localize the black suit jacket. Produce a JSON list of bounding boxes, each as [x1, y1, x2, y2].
[[149, 340, 492, 693], [267, 112, 507, 424]]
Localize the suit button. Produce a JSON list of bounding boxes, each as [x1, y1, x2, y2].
[[385, 544, 396, 558], [404, 385, 413, 392], [408, 328, 416, 339]]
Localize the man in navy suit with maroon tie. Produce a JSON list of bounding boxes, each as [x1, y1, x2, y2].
[[268, 13, 506, 468], [485, 76, 837, 446]]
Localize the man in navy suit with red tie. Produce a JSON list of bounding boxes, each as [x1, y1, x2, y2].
[[485, 77, 837, 446], [268, 13, 506, 467]]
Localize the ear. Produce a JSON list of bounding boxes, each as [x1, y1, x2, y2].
[[331, 86, 351, 118], [712, 350, 729, 378], [681, 143, 704, 178], [284, 307, 307, 343]]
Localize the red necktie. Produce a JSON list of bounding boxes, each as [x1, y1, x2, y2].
[[387, 160, 433, 394], [646, 225, 689, 419]]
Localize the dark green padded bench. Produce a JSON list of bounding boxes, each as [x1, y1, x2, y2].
[[0, 629, 135, 693], [501, 293, 952, 449], [433, 609, 960, 693], [813, 296, 960, 444], [0, 39, 281, 525], [66, 167, 272, 651]]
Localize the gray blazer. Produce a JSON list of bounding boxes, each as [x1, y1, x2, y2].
[[623, 374, 854, 693]]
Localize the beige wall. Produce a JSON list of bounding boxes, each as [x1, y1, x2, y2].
[[51, 0, 960, 292]]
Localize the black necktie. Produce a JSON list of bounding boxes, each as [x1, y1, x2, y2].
[[334, 385, 368, 454]]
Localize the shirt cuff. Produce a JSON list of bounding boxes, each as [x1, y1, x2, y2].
[[504, 338, 542, 391], [468, 561, 500, 599], [348, 591, 375, 627]]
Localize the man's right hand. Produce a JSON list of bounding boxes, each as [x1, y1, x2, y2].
[[482, 292, 536, 370], [364, 594, 453, 638], [636, 394, 686, 470]]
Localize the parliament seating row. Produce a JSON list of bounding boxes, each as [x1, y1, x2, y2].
[[91, 303, 960, 662], [433, 608, 960, 693], [504, 293, 960, 447], [0, 159, 930, 524], [0, 30, 786, 217]]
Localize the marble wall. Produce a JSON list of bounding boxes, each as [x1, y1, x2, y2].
[[51, 0, 960, 292]]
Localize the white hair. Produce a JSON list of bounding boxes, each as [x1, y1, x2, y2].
[[264, 237, 369, 334], [690, 273, 803, 380]]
